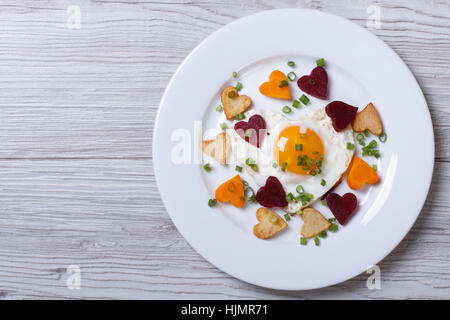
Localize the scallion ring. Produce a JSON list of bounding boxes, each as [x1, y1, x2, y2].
[[282, 106, 292, 114], [378, 132, 387, 143], [287, 72, 297, 81]]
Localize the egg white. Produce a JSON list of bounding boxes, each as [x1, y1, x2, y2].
[[230, 108, 354, 213]]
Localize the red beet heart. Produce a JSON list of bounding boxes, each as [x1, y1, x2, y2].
[[297, 66, 328, 99], [255, 176, 288, 208], [326, 193, 358, 225], [325, 101, 358, 132], [234, 114, 266, 148]]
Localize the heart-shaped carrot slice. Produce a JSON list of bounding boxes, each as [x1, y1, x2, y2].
[[215, 174, 245, 208], [259, 70, 291, 100], [347, 156, 379, 190]]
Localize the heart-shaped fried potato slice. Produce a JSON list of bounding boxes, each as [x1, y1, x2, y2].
[[300, 207, 331, 238], [352, 103, 383, 135], [253, 207, 287, 239], [201, 132, 231, 165], [221, 86, 252, 120]]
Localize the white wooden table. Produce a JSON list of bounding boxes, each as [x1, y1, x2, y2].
[[0, 0, 448, 299]]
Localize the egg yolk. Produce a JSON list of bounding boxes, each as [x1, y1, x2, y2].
[[275, 126, 324, 175]]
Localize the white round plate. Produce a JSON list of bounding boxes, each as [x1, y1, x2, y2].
[[153, 9, 434, 290]]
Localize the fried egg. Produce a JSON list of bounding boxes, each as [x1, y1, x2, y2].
[[230, 108, 354, 213]]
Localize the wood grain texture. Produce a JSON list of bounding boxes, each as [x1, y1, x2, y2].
[[0, 0, 448, 299]]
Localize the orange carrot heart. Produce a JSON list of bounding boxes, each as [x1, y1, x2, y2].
[[347, 156, 379, 190], [215, 174, 245, 208], [259, 70, 291, 100]]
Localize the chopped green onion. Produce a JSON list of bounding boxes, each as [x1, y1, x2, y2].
[[314, 237, 320, 246], [321, 179, 326, 186], [235, 82, 243, 91], [287, 61, 295, 67], [347, 142, 355, 150], [216, 105, 223, 112], [287, 72, 297, 81], [362, 149, 380, 158], [245, 187, 257, 203], [286, 193, 294, 203], [284, 213, 291, 221], [296, 192, 314, 205], [270, 214, 278, 224], [245, 159, 259, 172], [316, 159, 322, 168], [235, 165, 243, 172], [292, 100, 300, 108], [378, 132, 387, 143], [364, 129, 370, 137], [362, 140, 381, 158], [367, 140, 377, 148], [242, 180, 249, 187], [328, 217, 336, 222], [245, 158, 255, 165], [227, 182, 236, 192], [295, 144, 303, 151], [245, 129, 253, 138], [227, 90, 236, 98], [296, 185, 305, 194], [220, 122, 228, 131], [282, 106, 292, 114], [296, 209, 303, 216], [310, 170, 317, 176], [316, 58, 326, 67], [272, 162, 278, 168], [319, 231, 327, 238], [281, 162, 288, 172], [329, 224, 339, 232], [235, 112, 245, 120], [299, 94, 310, 105], [356, 133, 365, 142], [208, 198, 217, 207], [232, 71, 238, 78], [321, 199, 328, 206], [300, 238, 307, 245], [203, 163, 212, 172], [279, 80, 289, 88], [372, 164, 377, 171], [312, 151, 319, 155]]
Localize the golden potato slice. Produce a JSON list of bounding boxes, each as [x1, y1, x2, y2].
[[253, 207, 287, 239], [352, 102, 383, 135], [201, 132, 231, 165], [301, 207, 331, 238], [221, 86, 252, 120]]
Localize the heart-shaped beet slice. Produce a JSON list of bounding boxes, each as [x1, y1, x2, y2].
[[297, 66, 328, 99], [234, 114, 266, 148], [325, 101, 358, 132], [255, 176, 288, 208], [326, 192, 358, 225]]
